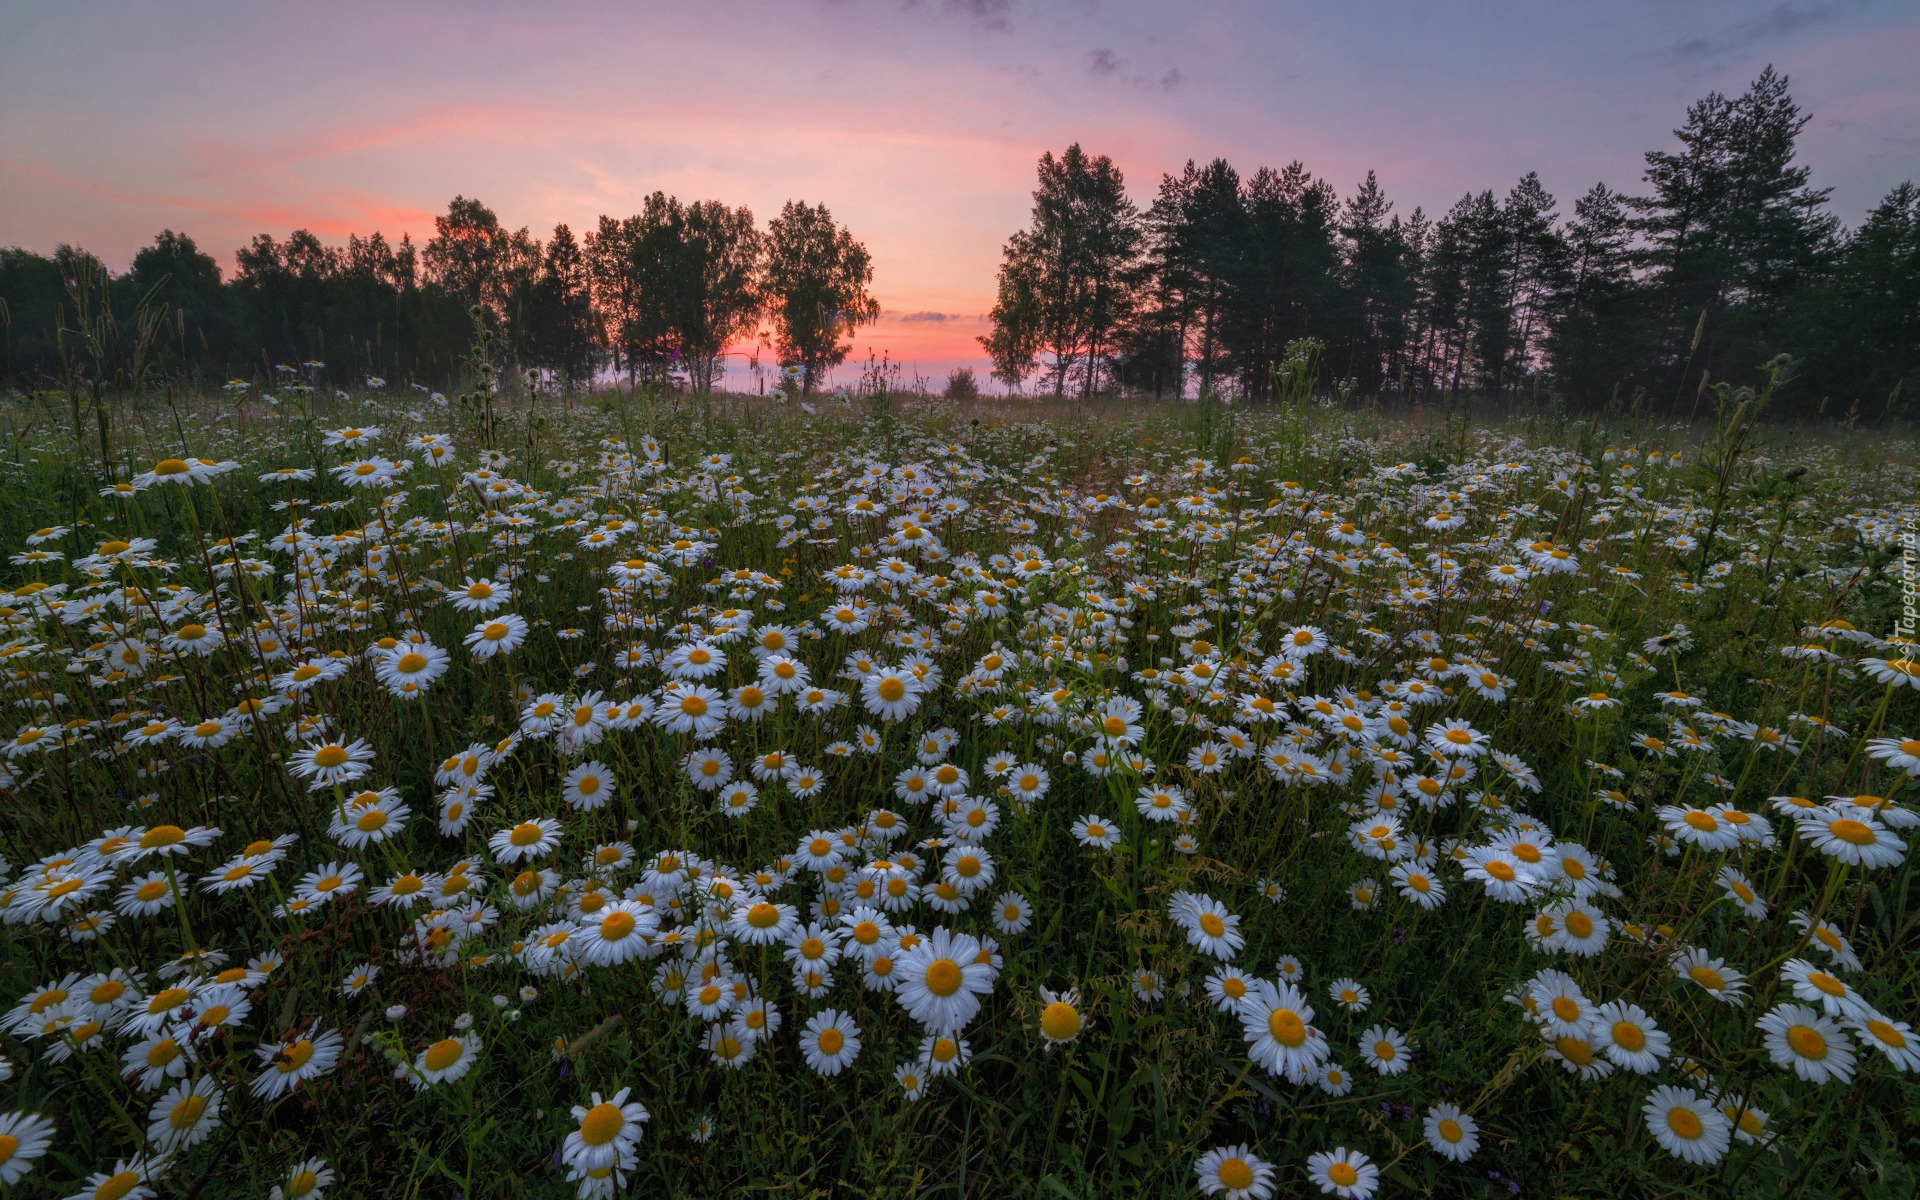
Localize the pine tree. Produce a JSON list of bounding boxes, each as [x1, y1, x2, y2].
[[1336, 171, 1414, 395], [1790, 183, 1920, 418], [1629, 66, 1836, 392], [1501, 172, 1571, 388], [1549, 183, 1637, 404], [1144, 159, 1244, 398]]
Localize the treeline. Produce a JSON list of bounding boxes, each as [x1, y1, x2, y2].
[[0, 196, 877, 394], [982, 67, 1919, 417]]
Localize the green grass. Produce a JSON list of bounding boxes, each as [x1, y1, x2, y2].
[[0, 383, 1916, 1199]]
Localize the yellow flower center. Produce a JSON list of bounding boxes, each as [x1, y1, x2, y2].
[[140, 824, 187, 848], [1216, 1157, 1253, 1189], [1781, 1021, 1827, 1059], [1828, 818, 1874, 845], [579, 1101, 625, 1145], [1666, 1107, 1703, 1140], [1865, 1019, 1905, 1048], [1041, 1001, 1081, 1041], [423, 1038, 464, 1072], [509, 822, 544, 847], [95, 1171, 144, 1200], [170, 1094, 209, 1128], [1267, 1008, 1306, 1048], [277, 1040, 315, 1072], [924, 959, 963, 997]]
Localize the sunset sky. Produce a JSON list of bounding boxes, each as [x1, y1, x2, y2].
[[3, 0, 1915, 384]]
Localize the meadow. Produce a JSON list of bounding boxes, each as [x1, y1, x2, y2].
[[0, 374, 1916, 1200]]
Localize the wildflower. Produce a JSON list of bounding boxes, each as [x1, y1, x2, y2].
[[1172, 892, 1244, 960], [1672, 950, 1748, 1006], [1072, 815, 1121, 850], [1328, 978, 1369, 1014], [895, 927, 996, 1031], [147, 1076, 223, 1150], [71, 1156, 167, 1200], [1795, 806, 1907, 869], [1860, 656, 1920, 688], [251, 1024, 345, 1099], [1195, 1144, 1275, 1199], [1359, 1024, 1411, 1075], [561, 1087, 648, 1175], [270, 1159, 336, 1200], [465, 614, 529, 660], [1757, 1003, 1855, 1084], [1592, 1001, 1669, 1074], [0, 1110, 55, 1185], [1781, 958, 1866, 1018], [894, 1062, 928, 1100], [799, 1008, 862, 1075], [405, 1032, 480, 1088], [489, 818, 562, 864], [1240, 981, 1327, 1079], [1642, 1085, 1730, 1165], [288, 740, 376, 791], [1305, 1147, 1378, 1198], [563, 761, 616, 810], [575, 901, 658, 967], [1037, 986, 1084, 1048], [1849, 1011, 1920, 1072]]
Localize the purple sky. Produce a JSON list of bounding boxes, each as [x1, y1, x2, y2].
[[3, 0, 1915, 379]]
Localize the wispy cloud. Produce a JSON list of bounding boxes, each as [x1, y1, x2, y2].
[[1088, 46, 1181, 91], [943, 0, 1013, 32], [1669, 0, 1864, 61]]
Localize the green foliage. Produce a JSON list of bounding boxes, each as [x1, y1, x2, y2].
[[0, 388, 1914, 1199]]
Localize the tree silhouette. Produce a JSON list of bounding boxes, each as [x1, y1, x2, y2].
[[762, 201, 878, 394]]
